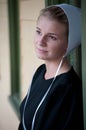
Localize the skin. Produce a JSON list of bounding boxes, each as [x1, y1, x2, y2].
[[34, 16, 71, 79]]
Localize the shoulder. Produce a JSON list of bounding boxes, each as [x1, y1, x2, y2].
[[36, 64, 45, 73], [34, 64, 45, 77], [69, 67, 82, 84], [54, 66, 82, 92], [61, 66, 82, 84], [32, 64, 45, 83], [61, 67, 82, 95]]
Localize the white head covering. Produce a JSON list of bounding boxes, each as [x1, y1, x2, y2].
[[56, 3, 81, 56]]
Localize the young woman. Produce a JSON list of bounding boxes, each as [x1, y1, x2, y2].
[[18, 3, 84, 130]]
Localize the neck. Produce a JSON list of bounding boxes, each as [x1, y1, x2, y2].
[[44, 57, 71, 80]]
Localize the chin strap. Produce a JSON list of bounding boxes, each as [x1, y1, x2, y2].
[[54, 57, 64, 77]]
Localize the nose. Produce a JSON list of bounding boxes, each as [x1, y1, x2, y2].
[[37, 35, 46, 46]]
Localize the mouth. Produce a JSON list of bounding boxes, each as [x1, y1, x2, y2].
[[36, 47, 47, 53]]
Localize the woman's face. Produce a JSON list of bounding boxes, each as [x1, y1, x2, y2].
[[34, 16, 68, 62]]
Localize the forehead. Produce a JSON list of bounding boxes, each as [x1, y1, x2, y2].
[[37, 16, 68, 35]]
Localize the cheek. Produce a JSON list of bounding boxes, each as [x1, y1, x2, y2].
[[34, 35, 42, 46], [49, 44, 60, 57], [34, 36, 37, 43], [51, 43, 67, 57], [34, 36, 38, 46], [33, 39, 37, 52]]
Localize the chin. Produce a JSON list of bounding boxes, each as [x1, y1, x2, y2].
[[37, 55, 46, 60]]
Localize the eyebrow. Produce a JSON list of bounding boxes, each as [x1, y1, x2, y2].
[[36, 27, 41, 30]]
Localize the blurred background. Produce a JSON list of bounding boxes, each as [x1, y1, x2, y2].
[[0, 0, 86, 130]]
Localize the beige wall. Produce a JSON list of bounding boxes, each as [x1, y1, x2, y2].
[[0, 0, 45, 130], [0, 0, 19, 130], [19, 0, 45, 99]]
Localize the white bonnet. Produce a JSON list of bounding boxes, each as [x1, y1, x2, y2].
[[56, 3, 81, 56]]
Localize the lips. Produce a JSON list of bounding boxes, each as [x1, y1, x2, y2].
[[36, 47, 47, 53]]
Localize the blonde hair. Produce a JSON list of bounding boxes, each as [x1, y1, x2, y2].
[[38, 6, 68, 25]]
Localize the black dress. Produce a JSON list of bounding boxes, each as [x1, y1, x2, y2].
[[18, 64, 84, 130]]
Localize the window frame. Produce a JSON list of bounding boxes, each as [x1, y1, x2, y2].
[[8, 0, 20, 119]]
